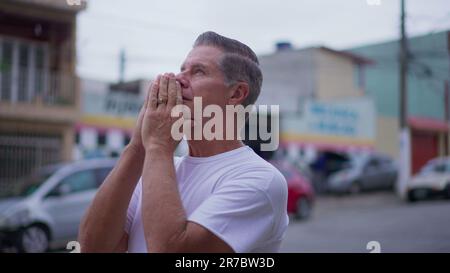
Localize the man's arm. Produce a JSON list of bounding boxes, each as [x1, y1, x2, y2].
[[140, 74, 233, 252], [78, 76, 160, 253], [78, 145, 144, 252]]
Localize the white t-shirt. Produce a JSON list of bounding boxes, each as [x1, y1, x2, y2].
[[125, 146, 289, 253]]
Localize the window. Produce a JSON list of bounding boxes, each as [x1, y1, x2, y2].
[[98, 133, 106, 146], [434, 163, 447, 173], [0, 40, 13, 101], [0, 37, 48, 103], [18, 43, 29, 101], [75, 132, 80, 144], [445, 161, 450, 173], [420, 161, 447, 174], [367, 158, 380, 168], [35, 46, 46, 96], [377, 157, 392, 167], [59, 170, 97, 194]]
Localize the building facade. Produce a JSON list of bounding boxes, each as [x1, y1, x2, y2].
[[75, 79, 145, 159], [349, 30, 450, 173], [0, 0, 85, 191], [256, 44, 375, 161]]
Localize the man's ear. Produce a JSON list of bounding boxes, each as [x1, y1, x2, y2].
[[228, 82, 249, 105]]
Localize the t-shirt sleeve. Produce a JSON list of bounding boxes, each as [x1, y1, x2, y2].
[[125, 178, 142, 234], [187, 169, 287, 253]]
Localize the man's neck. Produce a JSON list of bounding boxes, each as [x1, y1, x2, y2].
[[187, 140, 245, 157]]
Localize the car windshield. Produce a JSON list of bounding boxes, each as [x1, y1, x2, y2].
[[0, 165, 60, 199], [420, 160, 450, 175], [345, 154, 368, 169]]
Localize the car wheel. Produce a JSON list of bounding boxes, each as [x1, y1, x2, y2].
[[445, 184, 450, 199], [349, 182, 361, 195], [407, 190, 417, 202], [16, 225, 50, 253], [410, 188, 430, 202], [295, 198, 311, 220]]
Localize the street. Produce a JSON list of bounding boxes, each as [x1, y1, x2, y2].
[[280, 192, 450, 253]]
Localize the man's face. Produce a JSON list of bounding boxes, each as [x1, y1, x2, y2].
[[176, 45, 231, 118]]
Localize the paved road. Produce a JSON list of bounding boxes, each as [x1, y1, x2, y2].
[[280, 192, 450, 253]]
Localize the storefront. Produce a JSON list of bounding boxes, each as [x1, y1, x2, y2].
[[74, 89, 139, 159], [280, 97, 376, 162], [409, 117, 449, 174]]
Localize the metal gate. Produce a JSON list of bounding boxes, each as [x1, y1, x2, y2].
[[411, 130, 439, 174], [0, 134, 61, 194]]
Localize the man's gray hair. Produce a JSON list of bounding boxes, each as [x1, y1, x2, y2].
[[193, 31, 263, 107]]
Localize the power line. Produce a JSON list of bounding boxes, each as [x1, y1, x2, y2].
[[80, 10, 196, 35]]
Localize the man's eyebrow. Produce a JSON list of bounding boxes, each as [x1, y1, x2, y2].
[[192, 63, 208, 70], [180, 62, 208, 71]]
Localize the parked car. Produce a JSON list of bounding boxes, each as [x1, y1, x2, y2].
[[0, 158, 116, 253], [326, 153, 398, 194], [407, 157, 450, 202], [309, 151, 353, 194], [270, 160, 315, 220]]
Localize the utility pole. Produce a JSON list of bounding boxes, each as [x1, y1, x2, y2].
[[446, 81, 450, 156], [119, 48, 126, 83], [397, 0, 410, 199]]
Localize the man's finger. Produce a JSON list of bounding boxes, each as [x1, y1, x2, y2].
[[167, 76, 178, 107], [149, 75, 160, 110], [158, 74, 169, 106], [176, 80, 183, 105], [146, 75, 158, 107]]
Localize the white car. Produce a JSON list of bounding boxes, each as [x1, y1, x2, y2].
[[407, 157, 450, 202], [0, 158, 116, 253]]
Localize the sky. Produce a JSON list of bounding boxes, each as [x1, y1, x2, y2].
[[76, 0, 450, 82]]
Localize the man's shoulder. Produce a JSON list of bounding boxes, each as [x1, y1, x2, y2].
[[235, 149, 285, 178], [225, 152, 287, 194]]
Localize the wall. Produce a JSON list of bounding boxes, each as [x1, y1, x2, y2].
[[375, 116, 399, 159], [258, 48, 316, 113], [315, 49, 363, 100], [349, 31, 449, 121]]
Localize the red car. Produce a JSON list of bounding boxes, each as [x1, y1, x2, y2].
[[270, 160, 315, 220]]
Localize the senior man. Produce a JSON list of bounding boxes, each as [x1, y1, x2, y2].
[[78, 31, 288, 253]]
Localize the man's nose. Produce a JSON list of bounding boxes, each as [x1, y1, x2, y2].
[[175, 73, 194, 100], [175, 73, 189, 89]]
